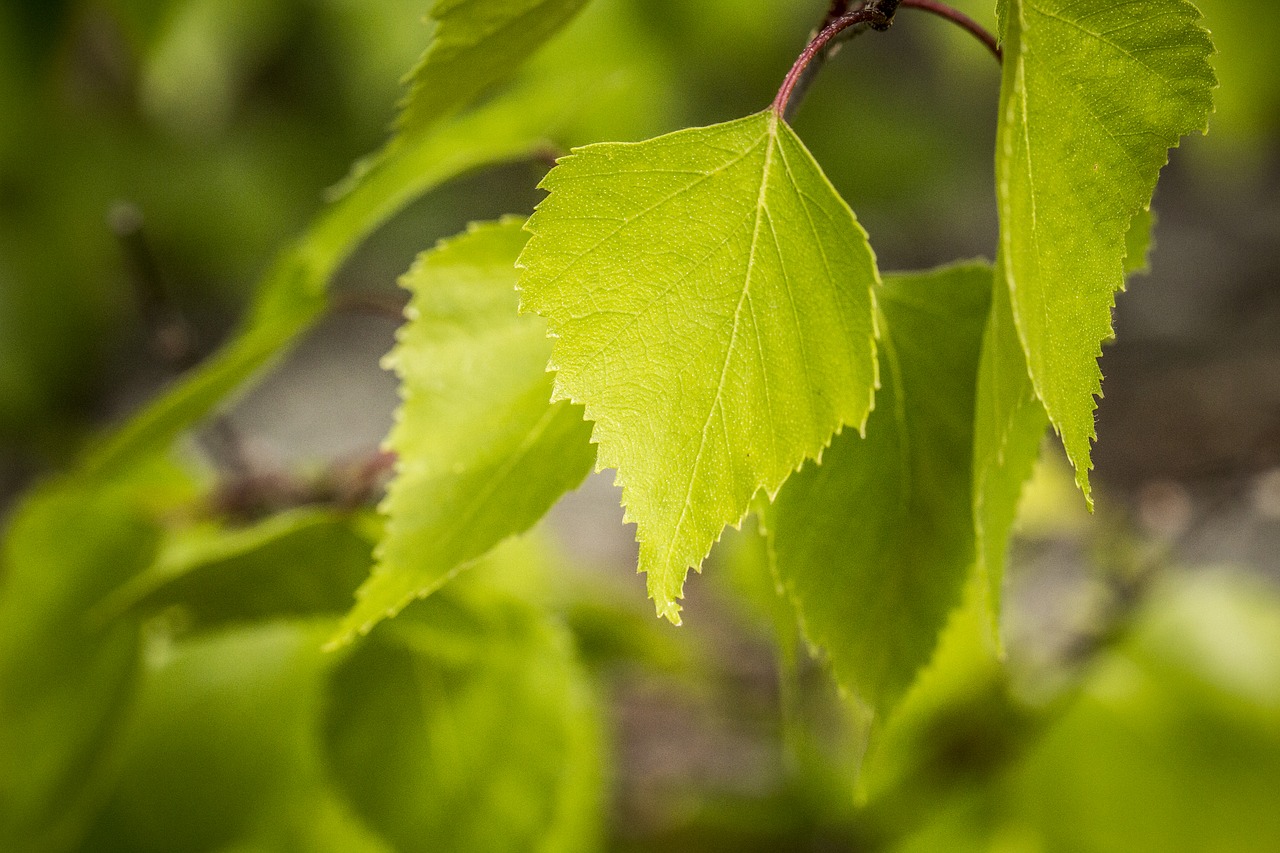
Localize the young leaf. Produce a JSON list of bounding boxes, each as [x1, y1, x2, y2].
[[333, 219, 595, 646], [398, 0, 591, 135], [997, 0, 1215, 499], [519, 110, 880, 622], [770, 263, 991, 714]]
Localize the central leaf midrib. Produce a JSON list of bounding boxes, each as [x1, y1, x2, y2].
[[661, 117, 781, 578]]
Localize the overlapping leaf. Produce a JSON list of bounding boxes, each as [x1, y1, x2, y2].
[[771, 264, 991, 714], [996, 0, 1215, 498], [972, 279, 1048, 626], [974, 190, 1159, 630], [333, 220, 595, 645], [519, 110, 880, 622]]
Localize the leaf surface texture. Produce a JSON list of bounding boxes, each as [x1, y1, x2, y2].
[[334, 219, 595, 645], [519, 111, 880, 621], [996, 0, 1215, 497]]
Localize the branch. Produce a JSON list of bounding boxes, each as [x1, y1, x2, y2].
[[772, 0, 1001, 120], [899, 0, 1002, 61], [772, 7, 889, 118]]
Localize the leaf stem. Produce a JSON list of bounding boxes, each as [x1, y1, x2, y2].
[[899, 0, 1002, 61], [773, 0, 1001, 120], [772, 8, 888, 118]]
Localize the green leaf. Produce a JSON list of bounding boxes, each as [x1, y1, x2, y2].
[[519, 110, 880, 622], [1124, 207, 1156, 277], [771, 263, 991, 714], [972, 279, 1048, 630], [398, 0, 591, 135], [332, 219, 595, 646], [81, 619, 389, 853], [102, 508, 375, 633], [325, 559, 604, 853], [997, 0, 1215, 499], [0, 478, 160, 849], [84, 79, 579, 484]]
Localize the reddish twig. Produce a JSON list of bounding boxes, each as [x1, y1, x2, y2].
[[899, 0, 1002, 61], [773, 7, 889, 117]]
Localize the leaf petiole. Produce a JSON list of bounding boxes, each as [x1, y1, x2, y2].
[[773, 0, 1001, 120]]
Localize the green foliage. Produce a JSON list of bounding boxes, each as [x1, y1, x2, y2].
[[398, 0, 591, 134], [0, 473, 165, 849], [995, 0, 1216, 498], [85, 82, 579, 483], [335, 219, 594, 644], [4, 0, 1267, 850], [519, 110, 879, 622], [771, 263, 990, 715]]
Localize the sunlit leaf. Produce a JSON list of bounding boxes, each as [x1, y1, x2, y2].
[[997, 0, 1215, 498], [519, 110, 879, 622]]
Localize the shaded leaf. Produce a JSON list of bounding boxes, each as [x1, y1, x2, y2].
[[103, 508, 375, 633], [771, 263, 990, 714], [519, 110, 879, 622]]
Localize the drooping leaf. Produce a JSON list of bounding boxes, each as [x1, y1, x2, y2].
[[771, 263, 991, 714], [519, 110, 880, 622], [996, 0, 1215, 498], [333, 219, 595, 645], [85, 79, 580, 483], [972, 279, 1048, 629], [398, 0, 591, 135]]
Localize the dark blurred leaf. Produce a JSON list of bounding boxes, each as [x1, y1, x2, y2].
[[103, 507, 375, 633], [0, 474, 163, 850]]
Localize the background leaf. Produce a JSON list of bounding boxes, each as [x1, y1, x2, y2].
[[397, 0, 591, 135], [519, 110, 879, 622], [334, 218, 595, 645], [0, 476, 162, 849], [771, 263, 991, 714], [85, 84, 578, 483], [996, 0, 1215, 498]]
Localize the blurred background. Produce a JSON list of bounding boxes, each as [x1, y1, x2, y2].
[[1, 0, 1278, 849]]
